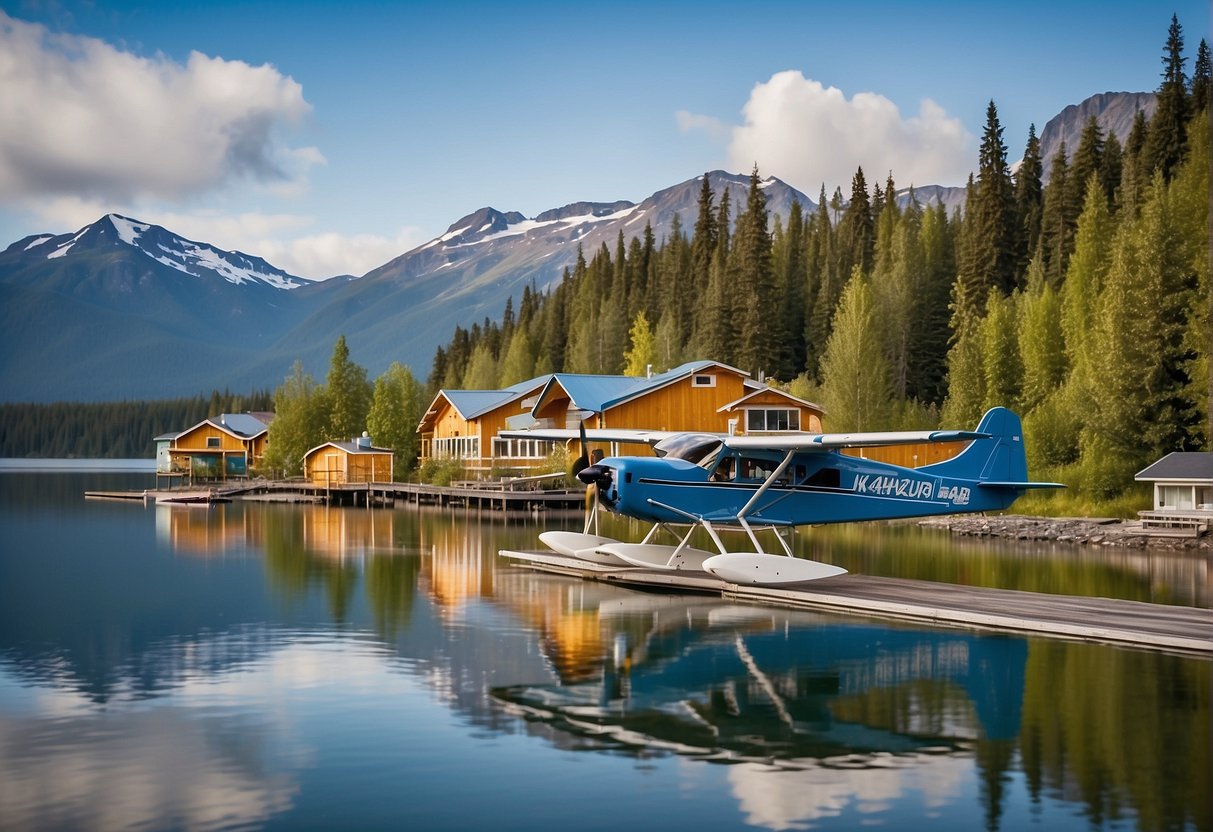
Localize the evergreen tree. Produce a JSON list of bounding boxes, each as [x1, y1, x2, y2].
[[818, 269, 893, 431], [804, 187, 836, 378], [1100, 132, 1123, 208], [775, 199, 807, 378], [1060, 176, 1115, 383], [1038, 142, 1074, 285], [910, 202, 954, 404], [1013, 124, 1044, 277], [733, 165, 777, 375], [367, 362, 423, 476], [980, 291, 1023, 411], [836, 167, 874, 279], [971, 100, 1018, 294], [1067, 116, 1105, 215], [1192, 38, 1211, 113], [1145, 14, 1190, 181], [1118, 109, 1151, 213], [1017, 257, 1067, 412], [325, 335, 372, 441]]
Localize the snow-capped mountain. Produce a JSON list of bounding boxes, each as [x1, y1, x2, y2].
[[9, 213, 310, 290]]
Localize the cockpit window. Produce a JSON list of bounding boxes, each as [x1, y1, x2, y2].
[[653, 434, 724, 464]]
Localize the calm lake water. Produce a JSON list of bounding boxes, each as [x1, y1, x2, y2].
[[0, 470, 1208, 832]]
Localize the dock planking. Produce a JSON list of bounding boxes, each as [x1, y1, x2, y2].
[[499, 548, 1213, 657]]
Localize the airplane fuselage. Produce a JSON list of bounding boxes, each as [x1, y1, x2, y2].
[[593, 449, 1021, 526]]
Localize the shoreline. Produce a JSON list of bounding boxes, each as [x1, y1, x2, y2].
[[918, 514, 1210, 550]]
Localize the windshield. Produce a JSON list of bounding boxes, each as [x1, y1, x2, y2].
[[652, 434, 724, 464]]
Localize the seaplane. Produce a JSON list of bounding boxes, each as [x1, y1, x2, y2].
[[501, 407, 1061, 586]]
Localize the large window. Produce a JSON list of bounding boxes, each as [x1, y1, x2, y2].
[[492, 437, 556, 459], [746, 408, 800, 432], [1159, 485, 1194, 510], [431, 436, 480, 459]]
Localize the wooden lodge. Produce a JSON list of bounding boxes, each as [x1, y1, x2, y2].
[[303, 435, 394, 486], [419, 361, 828, 474], [155, 412, 272, 482]]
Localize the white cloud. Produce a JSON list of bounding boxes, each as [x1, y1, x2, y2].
[[0, 11, 323, 204], [257, 228, 429, 280], [682, 70, 974, 196]]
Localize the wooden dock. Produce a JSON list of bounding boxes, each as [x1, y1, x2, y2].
[[86, 480, 587, 510], [499, 549, 1213, 657]]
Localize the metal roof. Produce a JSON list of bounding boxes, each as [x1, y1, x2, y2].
[[215, 413, 269, 437], [1135, 452, 1213, 481], [304, 440, 394, 456], [536, 361, 747, 413], [441, 374, 554, 420]]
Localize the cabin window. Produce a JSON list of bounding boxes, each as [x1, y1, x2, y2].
[[692, 374, 716, 387], [492, 437, 556, 459], [1159, 485, 1194, 510], [806, 467, 841, 488], [746, 408, 800, 432], [207, 436, 221, 448]]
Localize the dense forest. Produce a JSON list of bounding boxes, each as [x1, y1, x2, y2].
[[425, 15, 1210, 505], [0, 390, 273, 458]]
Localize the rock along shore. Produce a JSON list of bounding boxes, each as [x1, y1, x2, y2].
[[917, 515, 1211, 551]]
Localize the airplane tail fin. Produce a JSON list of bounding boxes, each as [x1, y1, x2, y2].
[[919, 407, 1056, 489]]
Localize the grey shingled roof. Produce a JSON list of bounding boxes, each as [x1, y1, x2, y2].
[[1135, 452, 1213, 481]]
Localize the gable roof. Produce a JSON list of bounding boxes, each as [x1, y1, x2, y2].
[[174, 413, 269, 442], [717, 385, 824, 413], [1135, 452, 1213, 482], [304, 440, 394, 457], [422, 374, 553, 425], [534, 361, 747, 414]]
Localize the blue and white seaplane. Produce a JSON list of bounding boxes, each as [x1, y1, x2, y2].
[[502, 407, 1061, 585]]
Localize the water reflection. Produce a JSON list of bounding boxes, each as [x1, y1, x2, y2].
[[0, 475, 1208, 832]]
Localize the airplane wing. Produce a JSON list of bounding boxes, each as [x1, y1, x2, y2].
[[500, 426, 987, 451], [498, 427, 679, 446], [721, 429, 989, 451]]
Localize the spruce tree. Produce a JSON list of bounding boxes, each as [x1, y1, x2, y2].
[[1145, 14, 1190, 181], [1038, 142, 1073, 285], [733, 165, 777, 376], [980, 291, 1023, 411], [1192, 38, 1211, 113], [971, 100, 1017, 295], [836, 167, 874, 279], [1017, 257, 1067, 412], [1013, 124, 1044, 278]]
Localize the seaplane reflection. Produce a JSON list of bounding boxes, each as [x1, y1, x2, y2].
[[493, 604, 1026, 764]]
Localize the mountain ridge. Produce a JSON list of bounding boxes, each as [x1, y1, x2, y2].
[[0, 91, 1148, 402]]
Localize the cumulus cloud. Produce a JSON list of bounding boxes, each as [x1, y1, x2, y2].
[[0, 11, 323, 204], [683, 70, 974, 196]]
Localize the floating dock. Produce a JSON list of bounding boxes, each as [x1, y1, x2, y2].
[[499, 548, 1213, 657]]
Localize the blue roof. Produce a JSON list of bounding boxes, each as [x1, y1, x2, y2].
[[215, 413, 269, 437], [538, 361, 747, 413], [444, 374, 553, 419]]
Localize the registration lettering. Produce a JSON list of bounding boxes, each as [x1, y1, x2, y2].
[[853, 475, 933, 500], [853, 475, 970, 505]]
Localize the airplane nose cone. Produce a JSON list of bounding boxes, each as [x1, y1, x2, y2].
[[576, 464, 612, 488]]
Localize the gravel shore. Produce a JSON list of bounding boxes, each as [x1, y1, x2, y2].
[[917, 514, 1211, 550]]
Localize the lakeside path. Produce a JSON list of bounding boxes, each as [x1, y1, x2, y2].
[[918, 514, 1210, 550]]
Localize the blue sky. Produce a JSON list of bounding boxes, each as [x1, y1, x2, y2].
[[1, 1, 1208, 278]]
